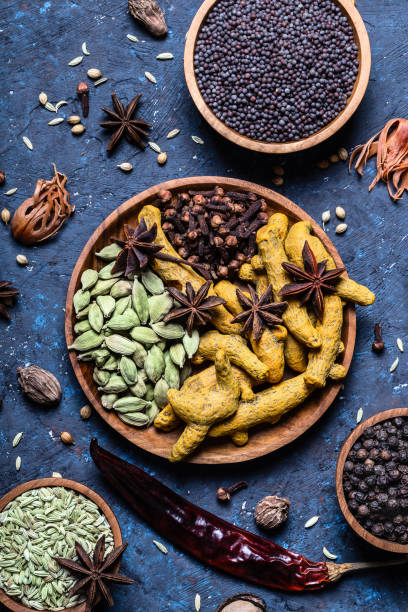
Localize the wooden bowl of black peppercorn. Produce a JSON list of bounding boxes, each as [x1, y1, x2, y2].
[[336, 408, 408, 554], [185, 0, 371, 154]]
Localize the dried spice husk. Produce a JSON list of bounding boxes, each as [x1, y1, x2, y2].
[[349, 118, 408, 200], [11, 164, 74, 245], [128, 0, 167, 37], [0, 280, 19, 321], [17, 365, 62, 406]]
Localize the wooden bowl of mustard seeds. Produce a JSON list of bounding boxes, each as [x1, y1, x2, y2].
[[0, 478, 122, 612], [184, 0, 371, 154]]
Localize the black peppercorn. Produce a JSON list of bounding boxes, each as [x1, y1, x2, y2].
[[389, 469, 401, 481], [362, 439, 374, 451], [387, 498, 399, 513], [356, 448, 368, 461], [371, 523, 385, 537], [380, 449, 392, 462], [344, 460, 354, 472], [357, 504, 370, 517]]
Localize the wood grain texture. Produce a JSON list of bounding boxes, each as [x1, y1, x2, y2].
[[336, 408, 408, 554], [65, 176, 356, 464], [184, 0, 371, 154], [0, 478, 122, 612]]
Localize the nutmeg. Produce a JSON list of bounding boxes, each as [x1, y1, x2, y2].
[[254, 495, 290, 530], [17, 365, 62, 406]]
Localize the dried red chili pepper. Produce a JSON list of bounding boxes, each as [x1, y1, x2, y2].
[[90, 440, 406, 591]]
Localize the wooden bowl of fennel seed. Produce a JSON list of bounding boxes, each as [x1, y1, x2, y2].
[[0, 478, 122, 612]]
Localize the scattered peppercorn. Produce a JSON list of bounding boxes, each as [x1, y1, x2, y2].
[[194, 0, 358, 143], [343, 416, 408, 543]]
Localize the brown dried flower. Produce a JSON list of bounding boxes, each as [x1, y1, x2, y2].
[[254, 495, 290, 530], [11, 165, 74, 245]]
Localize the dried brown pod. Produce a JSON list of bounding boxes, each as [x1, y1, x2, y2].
[[215, 593, 267, 612], [11, 165, 74, 245], [254, 495, 290, 530], [128, 0, 167, 37], [17, 365, 62, 406]]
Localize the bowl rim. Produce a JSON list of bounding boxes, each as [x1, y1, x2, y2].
[[184, 0, 371, 154], [336, 407, 408, 554], [0, 478, 122, 612]]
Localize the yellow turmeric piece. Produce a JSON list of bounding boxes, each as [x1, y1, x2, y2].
[[139, 205, 241, 335], [284, 221, 344, 388], [208, 373, 316, 443], [192, 329, 268, 384], [285, 221, 375, 306], [284, 333, 308, 372], [256, 213, 321, 349], [163, 350, 247, 461], [214, 280, 286, 383]]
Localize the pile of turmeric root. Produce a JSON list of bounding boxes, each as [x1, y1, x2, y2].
[[136, 202, 375, 462]]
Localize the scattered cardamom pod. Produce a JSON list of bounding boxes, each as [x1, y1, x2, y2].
[[95, 243, 123, 261], [80, 404, 92, 419], [17, 365, 62, 406], [61, 431, 74, 445]]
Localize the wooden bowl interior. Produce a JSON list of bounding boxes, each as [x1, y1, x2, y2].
[[65, 176, 356, 464], [0, 478, 122, 612], [184, 0, 371, 154], [336, 408, 408, 554]]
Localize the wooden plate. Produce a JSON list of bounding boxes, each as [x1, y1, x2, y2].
[[65, 176, 356, 464], [336, 408, 408, 554], [184, 0, 371, 154], [0, 478, 122, 612]]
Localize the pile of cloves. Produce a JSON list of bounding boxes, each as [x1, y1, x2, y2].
[[156, 186, 269, 282]]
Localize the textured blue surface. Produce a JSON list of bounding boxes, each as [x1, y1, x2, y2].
[[1, 1, 408, 610]]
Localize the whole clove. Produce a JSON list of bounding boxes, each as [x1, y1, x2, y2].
[[77, 82, 89, 117], [372, 322, 385, 353], [217, 481, 248, 502], [157, 186, 268, 282]]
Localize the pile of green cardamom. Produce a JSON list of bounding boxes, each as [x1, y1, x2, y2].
[[68, 243, 199, 427]]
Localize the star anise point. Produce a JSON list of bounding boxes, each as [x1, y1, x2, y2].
[[164, 281, 226, 335], [100, 92, 152, 153], [231, 284, 287, 341]]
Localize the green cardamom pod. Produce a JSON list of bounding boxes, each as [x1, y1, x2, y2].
[[130, 326, 160, 345], [101, 393, 118, 409], [118, 412, 150, 427], [169, 343, 186, 368], [180, 361, 192, 385], [157, 340, 167, 351], [123, 307, 140, 325], [96, 295, 116, 318], [102, 374, 128, 393], [105, 334, 139, 356], [93, 367, 110, 387], [73, 288, 91, 314], [164, 353, 180, 390], [148, 293, 173, 324], [182, 329, 200, 358], [68, 330, 104, 352], [113, 396, 150, 412], [131, 341, 148, 368], [144, 383, 154, 401], [129, 378, 147, 398], [111, 280, 132, 299], [114, 296, 131, 316], [132, 278, 149, 324], [81, 269, 98, 291], [102, 355, 118, 371], [98, 261, 123, 280], [74, 320, 91, 334], [151, 321, 185, 340], [146, 400, 160, 423], [141, 269, 164, 295], [106, 310, 140, 331], [77, 350, 95, 362], [93, 349, 110, 366], [76, 304, 91, 320], [138, 368, 148, 381], [95, 243, 122, 261], [154, 378, 169, 409], [88, 302, 104, 333], [119, 356, 138, 385], [145, 345, 165, 383], [90, 278, 118, 297]]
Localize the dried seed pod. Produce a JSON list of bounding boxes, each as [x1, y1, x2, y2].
[[335, 223, 348, 234], [39, 92, 47, 105], [335, 206, 346, 220], [272, 176, 284, 186], [16, 254, 28, 265], [157, 152, 167, 165], [68, 115, 81, 125], [338, 147, 348, 161], [72, 124, 86, 135], [1, 208, 10, 224], [118, 162, 133, 172], [128, 0, 168, 37], [11, 165, 73, 245], [87, 68, 102, 79], [17, 365, 62, 406], [80, 404, 92, 419], [321, 210, 330, 224], [317, 159, 329, 169], [254, 495, 290, 530], [61, 431, 74, 445], [329, 153, 340, 163]]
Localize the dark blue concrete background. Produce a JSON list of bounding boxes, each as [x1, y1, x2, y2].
[[1, 1, 407, 610]]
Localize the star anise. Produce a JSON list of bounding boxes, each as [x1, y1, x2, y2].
[[55, 535, 134, 612], [100, 93, 152, 153], [0, 281, 19, 321], [163, 281, 226, 335], [230, 285, 287, 341], [111, 219, 212, 278], [279, 241, 345, 321]]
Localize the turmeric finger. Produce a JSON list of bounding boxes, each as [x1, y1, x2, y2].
[[154, 404, 181, 432], [256, 213, 320, 349], [284, 332, 308, 373], [169, 423, 209, 462]]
